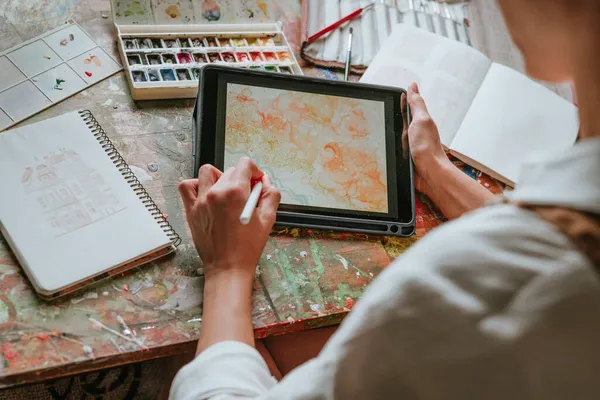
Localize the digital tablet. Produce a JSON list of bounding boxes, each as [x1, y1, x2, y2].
[[192, 65, 415, 236]]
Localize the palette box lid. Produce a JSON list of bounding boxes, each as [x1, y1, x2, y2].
[[110, 0, 277, 26]]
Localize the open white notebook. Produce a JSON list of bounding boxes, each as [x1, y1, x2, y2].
[[0, 111, 179, 299], [362, 24, 580, 187]]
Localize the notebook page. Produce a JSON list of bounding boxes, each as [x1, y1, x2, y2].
[[0, 111, 171, 293], [450, 63, 579, 185], [361, 24, 492, 147]]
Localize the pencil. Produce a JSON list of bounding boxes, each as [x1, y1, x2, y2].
[[239, 181, 263, 225], [344, 27, 353, 81]]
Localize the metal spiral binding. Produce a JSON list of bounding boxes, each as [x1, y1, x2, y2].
[[78, 110, 182, 247]]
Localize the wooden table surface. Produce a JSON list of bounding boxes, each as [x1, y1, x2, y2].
[[0, 0, 521, 388]]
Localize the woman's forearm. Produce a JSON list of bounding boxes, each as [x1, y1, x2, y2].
[[422, 157, 496, 219], [197, 269, 256, 355]]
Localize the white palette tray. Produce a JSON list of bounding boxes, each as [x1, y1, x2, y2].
[[0, 20, 122, 132]]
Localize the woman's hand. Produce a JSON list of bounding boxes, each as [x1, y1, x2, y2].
[[179, 158, 281, 354], [401, 82, 453, 197], [402, 82, 495, 219], [178, 157, 281, 280]]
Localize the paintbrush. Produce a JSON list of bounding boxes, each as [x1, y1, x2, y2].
[[344, 27, 353, 81]]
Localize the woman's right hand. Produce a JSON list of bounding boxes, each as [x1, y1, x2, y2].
[[401, 82, 452, 197]]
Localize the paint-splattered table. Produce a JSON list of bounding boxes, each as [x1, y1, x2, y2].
[[0, 0, 511, 388]]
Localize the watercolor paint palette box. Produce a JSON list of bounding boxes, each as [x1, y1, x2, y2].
[[110, 0, 302, 100]]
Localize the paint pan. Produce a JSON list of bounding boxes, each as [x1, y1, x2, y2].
[[279, 66, 293, 74], [258, 37, 276, 46], [163, 39, 180, 49], [277, 51, 292, 62], [235, 52, 250, 62], [131, 70, 148, 82], [176, 68, 191, 80], [190, 38, 204, 47], [264, 66, 278, 72], [221, 52, 235, 63], [177, 52, 192, 64], [147, 54, 162, 65], [148, 69, 161, 81], [127, 54, 142, 65], [250, 66, 263, 70], [160, 68, 176, 81], [231, 37, 247, 47], [193, 53, 207, 63], [249, 52, 264, 62], [205, 37, 219, 47], [150, 39, 163, 48], [162, 53, 177, 64], [124, 39, 138, 49], [207, 52, 221, 62], [262, 52, 278, 62], [247, 37, 261, 47], [139, 38, 154, 49], [191, 68, 201, 79]]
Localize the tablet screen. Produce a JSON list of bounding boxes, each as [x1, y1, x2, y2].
[[223, 83, 389, 213]]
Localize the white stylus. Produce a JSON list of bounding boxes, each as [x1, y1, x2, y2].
[[239, 181, 263, 225]]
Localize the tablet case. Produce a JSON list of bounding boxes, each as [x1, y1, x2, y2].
[[192, 67, 416, 237]]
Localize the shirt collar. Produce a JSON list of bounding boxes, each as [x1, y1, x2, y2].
[[506, 137, 600, 214]]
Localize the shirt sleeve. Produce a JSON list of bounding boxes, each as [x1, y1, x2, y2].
[[169, 341, 276, 400], [170, 205, 599, 400]]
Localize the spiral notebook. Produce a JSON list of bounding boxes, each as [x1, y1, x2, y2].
[[0, 111, 180, 299]]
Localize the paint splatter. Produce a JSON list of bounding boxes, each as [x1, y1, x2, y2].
[[147, 162, 159, 172], [124, 0, 145, 17], [53, 78, 65, 90], [310, 303, 321, 312], [266, 254, 272, 261], [256, 0, 268, 16], [116, 315, 132, 335], [43, 55, 51, 60], [201, 0, 221, 21], [89, 318, 148, 349], [85, 71, 93, 77], [82, 345, 94, 358], [3, 343, 18, 361], [60, 33, 75, 46], [345, 297, 355, 309], [165, 5, 181, 19], [286, 316, 295, 323], [84, 55, 102, 66], [70, 291, 98, 304], [122, 283, 129, 291], [102, 291, 109, 296], [300, 250, 308, 258], [334, 254, 349, 270]]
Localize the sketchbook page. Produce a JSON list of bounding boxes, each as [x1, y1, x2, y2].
[[450, 63, 579, 186], [0, 111, 171, 293], [361, 24, 492, 147]]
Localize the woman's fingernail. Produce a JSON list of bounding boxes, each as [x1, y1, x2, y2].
[[411, 82, 419, 94]]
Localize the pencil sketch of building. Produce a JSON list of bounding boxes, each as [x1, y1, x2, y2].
[[21, 149, 125, 236]]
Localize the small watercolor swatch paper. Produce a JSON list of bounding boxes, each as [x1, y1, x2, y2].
[[0, 20, 121, 131]]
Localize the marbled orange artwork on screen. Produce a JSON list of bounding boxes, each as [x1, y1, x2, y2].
[[224, 84, 388, 213]]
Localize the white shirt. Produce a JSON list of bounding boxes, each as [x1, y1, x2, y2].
[[170, 138, 600, 400]]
